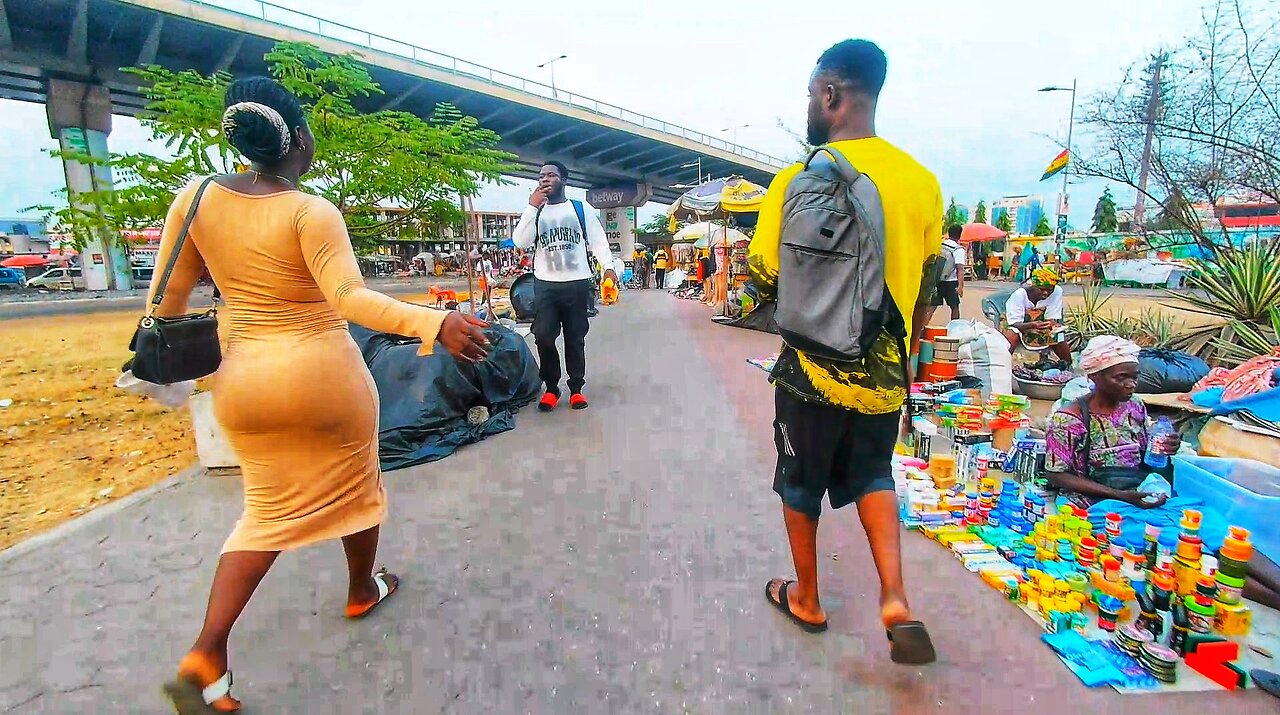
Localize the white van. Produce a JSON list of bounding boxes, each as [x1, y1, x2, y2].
[[26, 267, 85, 291]]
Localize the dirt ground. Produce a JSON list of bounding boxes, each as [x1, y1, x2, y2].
[[0, 283, 1208, 551], [0, 312, 194, 550]]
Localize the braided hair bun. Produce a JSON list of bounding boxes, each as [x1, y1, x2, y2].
[[221, 77, 307, 163]]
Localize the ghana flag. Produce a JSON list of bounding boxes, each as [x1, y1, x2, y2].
[[1040, 149, 1069, 181]]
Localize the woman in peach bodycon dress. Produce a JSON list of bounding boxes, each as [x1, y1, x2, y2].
[[159, 78, 491, 714]]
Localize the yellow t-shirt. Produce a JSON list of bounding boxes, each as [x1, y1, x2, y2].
[[654, 250, 669, 269], [748, 137, 944, 413]]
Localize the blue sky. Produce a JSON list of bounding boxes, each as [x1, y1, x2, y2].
[[0, 0, 1206, 226]]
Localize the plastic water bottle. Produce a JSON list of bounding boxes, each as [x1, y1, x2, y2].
[[1145, 417, 1175, 469]]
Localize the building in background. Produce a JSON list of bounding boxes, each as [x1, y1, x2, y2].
[[369, 206, 525, 261], [0, 217, 50, 255], [991, 195, 1045, 236]]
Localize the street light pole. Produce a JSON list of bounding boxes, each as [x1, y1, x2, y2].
[[1039, 79, 1077, 255], [537, 54, 568, 100], [681, 158, 705, 184], [1061, 79, 1076, 233]]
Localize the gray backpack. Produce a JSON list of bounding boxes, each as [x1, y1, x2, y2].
[[775, 146, 908, 372]]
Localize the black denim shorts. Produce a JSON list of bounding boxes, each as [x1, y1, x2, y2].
[[772, 388, 899, 519]]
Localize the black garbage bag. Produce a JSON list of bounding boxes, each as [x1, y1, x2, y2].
[[1136, 348, 1210, 394], [510, 273, 536, 322], [350, 323, 542, 471]]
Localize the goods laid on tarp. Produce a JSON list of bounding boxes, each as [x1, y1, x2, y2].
[[894, 393, 1278, 694], [350, 323, 542, 470]]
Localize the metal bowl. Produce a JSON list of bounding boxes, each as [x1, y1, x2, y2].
[[1014, 376, 1066, 402]]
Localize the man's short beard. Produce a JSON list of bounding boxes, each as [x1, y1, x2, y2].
[[806, 119, 829, 146]]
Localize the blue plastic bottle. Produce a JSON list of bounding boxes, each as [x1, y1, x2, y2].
[[1145, 417, 1175, 469]]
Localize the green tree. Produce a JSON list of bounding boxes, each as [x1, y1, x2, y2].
[[1150, 187, 1194, 232], [944, 197, 969, 228], [775, 117, 814, 162], [639, 214, 674, 237], [32, 41, 514, 254], [973, 200, 988, 224], [1033, 214, 1055, 236], [994, 210, 1014, 235], [1091, 187, 1119, 233]]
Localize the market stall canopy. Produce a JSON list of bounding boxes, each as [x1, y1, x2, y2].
[[672, 222, 750, 249], [959, 223, 1008, 244], [1, 255, 48, 268], [666, 176, 767, 223]]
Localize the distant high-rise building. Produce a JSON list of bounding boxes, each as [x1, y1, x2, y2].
[[992, 195, 1044, 236]]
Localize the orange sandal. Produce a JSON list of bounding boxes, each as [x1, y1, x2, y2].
[[345, 569, 398, 619]]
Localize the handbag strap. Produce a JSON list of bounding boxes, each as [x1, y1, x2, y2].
[[1076, 395, 1093, 481], [149, 176, 217, 314]]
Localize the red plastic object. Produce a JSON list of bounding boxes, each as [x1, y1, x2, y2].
[[1189, 641, 1240, 661], [1185, 654, 1245, 690]]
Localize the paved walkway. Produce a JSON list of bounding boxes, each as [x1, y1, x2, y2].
[[0, 291, 1274, 713]]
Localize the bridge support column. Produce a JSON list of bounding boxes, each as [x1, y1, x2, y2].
[[45, 79, 132, 291]]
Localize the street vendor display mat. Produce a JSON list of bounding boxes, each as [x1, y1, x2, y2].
[[1028, 595, 1278, 694], [922, 524, 1280, 695]]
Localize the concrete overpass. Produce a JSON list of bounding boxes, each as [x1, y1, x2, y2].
[[0, 0, 785, 201]]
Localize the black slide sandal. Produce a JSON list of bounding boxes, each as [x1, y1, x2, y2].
[[887, 621, 937, 664], [764, 579, 828, 633], [1252, 669, 1280, 698]]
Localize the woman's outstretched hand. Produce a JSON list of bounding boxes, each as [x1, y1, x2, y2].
[[1124, 491, 1167, 510], [437, 311, 490, 363]]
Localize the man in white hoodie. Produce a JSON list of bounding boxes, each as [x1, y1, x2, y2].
[[512, 161, 617, 412]]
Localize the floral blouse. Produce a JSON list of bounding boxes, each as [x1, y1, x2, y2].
[[1045, 399, 1149, 506]]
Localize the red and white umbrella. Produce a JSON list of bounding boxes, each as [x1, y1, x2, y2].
[[958, 222, 1008, 244], [1, 254, 49, 268]]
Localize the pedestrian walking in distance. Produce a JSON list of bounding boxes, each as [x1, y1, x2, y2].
[[158, 77, 489, 714], [930, 224, 966, 323], [512, 161, 618, 412], [653, 245, 670, 290], [749, 39, 941, 664]]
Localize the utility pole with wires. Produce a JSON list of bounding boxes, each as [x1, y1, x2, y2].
[[1132, 52, 1167, 230]]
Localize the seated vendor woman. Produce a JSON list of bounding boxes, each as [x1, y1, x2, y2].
[[1046, 335, 1280, 611], [1003, 268, 1073, 365]]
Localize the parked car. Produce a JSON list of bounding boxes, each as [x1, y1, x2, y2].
[[0, 267, 24, 290], [26, 267, 85, 291], [131, 267, 154, 289]]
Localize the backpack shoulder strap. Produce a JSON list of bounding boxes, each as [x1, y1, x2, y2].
[[803, 145, 862, 183], [571, 199, 588, 238]]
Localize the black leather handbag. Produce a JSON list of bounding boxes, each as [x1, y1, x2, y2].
[[128, 176, 221, 385]]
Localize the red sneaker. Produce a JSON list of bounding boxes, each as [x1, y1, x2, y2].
[[569, 393, 589, 410], [538, 393, 559, 412]]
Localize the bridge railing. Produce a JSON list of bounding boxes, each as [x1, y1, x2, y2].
[[194, 0, 788, 169]]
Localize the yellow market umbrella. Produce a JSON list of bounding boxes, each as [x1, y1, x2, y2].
[[666, 176, 767, 221], [672, 222, 750, 248]]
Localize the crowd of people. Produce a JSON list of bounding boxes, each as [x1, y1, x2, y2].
[[140, 34, 1276, 714]]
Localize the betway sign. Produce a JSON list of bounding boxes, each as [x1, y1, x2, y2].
[[586, 183, 652, 209]]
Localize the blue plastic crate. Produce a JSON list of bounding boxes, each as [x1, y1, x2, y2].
[[1173, 455, 1280, 561]]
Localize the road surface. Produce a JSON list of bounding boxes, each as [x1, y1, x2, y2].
[[0, 290, 1270, 713], [0, 276, 466, 320]]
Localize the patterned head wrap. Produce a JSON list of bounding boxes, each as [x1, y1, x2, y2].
[[1030, 267, 1061, 288], [1080, 335, 1141, 376]]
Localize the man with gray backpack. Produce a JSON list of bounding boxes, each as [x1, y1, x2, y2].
[[748, 39, 943, 664]]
